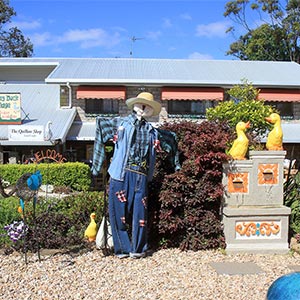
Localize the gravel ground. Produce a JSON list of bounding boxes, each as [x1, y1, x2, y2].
[[1, 248, 300, 300]]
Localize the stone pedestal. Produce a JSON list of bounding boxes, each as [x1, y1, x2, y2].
[[222, 151, 291, 254]]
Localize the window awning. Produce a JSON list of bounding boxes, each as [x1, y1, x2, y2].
[[258, 89, 300, 102], [161, 87, 224, 101], [76, 86, 126, 99]]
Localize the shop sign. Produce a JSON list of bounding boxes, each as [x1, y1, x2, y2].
[[0, 93, 21, 124], [8, 125, 44, 141]]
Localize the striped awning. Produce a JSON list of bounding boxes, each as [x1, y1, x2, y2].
[[161, 87, 224, 101], [258, 89, 300, 102], [76, 86, 126, 99]]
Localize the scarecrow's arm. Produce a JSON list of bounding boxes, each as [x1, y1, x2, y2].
[[91, 117, 119, 176], [156, 128, 181, 171]]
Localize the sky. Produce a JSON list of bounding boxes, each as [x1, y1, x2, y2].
[[8, 0, 247, 60]]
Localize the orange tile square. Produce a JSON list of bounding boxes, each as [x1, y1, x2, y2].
[[258, 163, 279, 185], [228, 172, 249, 193]]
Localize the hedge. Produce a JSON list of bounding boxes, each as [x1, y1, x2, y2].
[[0, 162, 91, 191]]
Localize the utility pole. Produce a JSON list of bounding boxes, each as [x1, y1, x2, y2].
[[130, 36, 144, 57]]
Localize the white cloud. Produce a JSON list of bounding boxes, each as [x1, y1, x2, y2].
[[188, 52, 214, 60], [111, 26, 127, 33], [162, 18, 172, 28], [30, 32, 53, 46], [168, 46, 177, 52], [30, 28, 122, 49], [195, 21, 230, 38], [61, 28, 107, 42], [146, 31, 162, 40], [10, 20, 42, 30], [180, 13, 192, 21], [79, 32, 121, 49]]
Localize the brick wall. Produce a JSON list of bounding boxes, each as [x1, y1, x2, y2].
[[125, 86, 162, 122], [293, 102, 300, 119]]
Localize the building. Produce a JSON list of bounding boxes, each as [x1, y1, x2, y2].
[[0, 57, 300, 167]]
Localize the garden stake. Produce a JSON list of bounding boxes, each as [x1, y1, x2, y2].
[[20, 198, 28, 264], [26, 171, 43, 263], [101, 174, 112, 256], [33, 193, 41, 262]]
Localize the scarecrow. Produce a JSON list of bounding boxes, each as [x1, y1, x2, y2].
[[91, 92, 180, 259]]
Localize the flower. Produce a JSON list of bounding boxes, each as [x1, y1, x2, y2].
[[3, 221, 28, 242]]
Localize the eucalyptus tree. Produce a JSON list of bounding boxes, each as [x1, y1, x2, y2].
[[0, 0, 33, 57], [224, 0, 300, 63]]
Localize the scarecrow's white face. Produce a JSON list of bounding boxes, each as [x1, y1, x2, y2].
[[133, 103, 154, 120]]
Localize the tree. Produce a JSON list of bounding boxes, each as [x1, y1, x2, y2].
[[206, 79, 275, 143], [227, 24, 289, 60], [0, 0, 33, 57], [224, 0, 300, 63]]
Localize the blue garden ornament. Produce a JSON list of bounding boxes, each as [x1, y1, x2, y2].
[[267, 272, 300, 300], [19, 198, 25, 212], [27, 170, 42, 191]]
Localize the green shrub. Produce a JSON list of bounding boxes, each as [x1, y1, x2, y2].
[[0, 162, 91, 191], [284, 173, 300, 237], [0, 191, 105, 250], [206, 79, 275, 144]]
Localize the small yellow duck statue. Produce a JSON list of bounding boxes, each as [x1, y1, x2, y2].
[[265, 113, 283, 151], [228, 121, 250, 160], [84, 212, 97, 242]]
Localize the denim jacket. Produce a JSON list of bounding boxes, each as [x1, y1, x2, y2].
[[91, 114, 180, 182], [109, 115, 157, 181]]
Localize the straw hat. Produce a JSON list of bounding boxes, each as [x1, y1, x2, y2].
[[126, 92, 161, 116]]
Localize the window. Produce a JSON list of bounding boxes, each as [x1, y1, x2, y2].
[[265, 101, 294, 120], [85, 99, 119, 116], [60, 85, 69, 107], [168, 100, 214, 118]]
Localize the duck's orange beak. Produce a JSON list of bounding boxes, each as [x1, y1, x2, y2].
[[245, 121, 250, 128], [265, 116, 272, 123]]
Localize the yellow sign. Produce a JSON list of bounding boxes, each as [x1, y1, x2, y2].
[[0, 93, 21, 124]]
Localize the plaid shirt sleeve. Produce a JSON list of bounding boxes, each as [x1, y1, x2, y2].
[[157, 128, 181, 171], [91, 117, 119, 176]]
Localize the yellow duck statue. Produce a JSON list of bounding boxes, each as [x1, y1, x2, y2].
[[265, 113, 283, 151], [228, 121, 250, 160], [84, 212, 97, 242]]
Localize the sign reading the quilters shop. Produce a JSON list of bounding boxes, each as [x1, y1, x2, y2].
[[8, 125, 44, 141], [0, 93, 21, 124]]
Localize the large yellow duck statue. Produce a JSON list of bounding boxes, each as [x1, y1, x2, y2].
[[84, 212, 97, 242], [228, 121, 250, 160], [265, 113, 283, 151]]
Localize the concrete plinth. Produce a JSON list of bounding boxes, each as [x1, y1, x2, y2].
[[223, 205, 291, 254], [222, 150, 291, 254], [249, 151, 286, 206]]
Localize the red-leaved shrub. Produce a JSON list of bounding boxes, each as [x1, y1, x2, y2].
[[149, 120, 232, 251]]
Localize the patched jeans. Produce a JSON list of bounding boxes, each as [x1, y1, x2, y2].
[[108, 168, 148, 256]]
